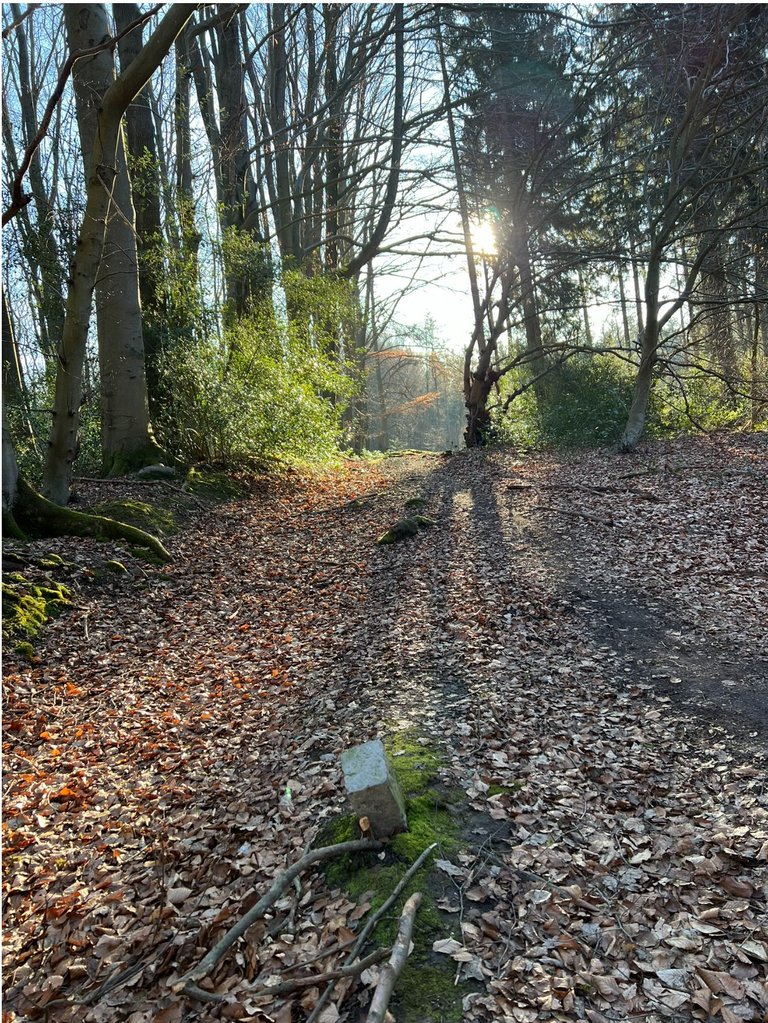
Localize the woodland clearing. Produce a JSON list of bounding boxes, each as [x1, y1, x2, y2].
[[2, 435, 767, 1023]]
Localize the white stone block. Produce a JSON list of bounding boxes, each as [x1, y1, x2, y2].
[[341, 739, 407, 838]]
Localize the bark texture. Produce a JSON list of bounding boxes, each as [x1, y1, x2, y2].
[[42, 4, 193, 504], [65, 4, 157, 476]]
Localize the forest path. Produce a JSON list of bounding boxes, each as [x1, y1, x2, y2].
[[3, 436, 768, 1023]]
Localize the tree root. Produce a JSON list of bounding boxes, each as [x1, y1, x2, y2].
[[12, 478, 171, 560]]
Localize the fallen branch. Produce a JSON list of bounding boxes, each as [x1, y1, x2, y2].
[[306, 841, 438, 1023], [366, 892, 422, 1023], [176, 839, 382, 997], [540, 505, 614, 527], [508, 481, 660, 502], [255, 948, 388, 998]]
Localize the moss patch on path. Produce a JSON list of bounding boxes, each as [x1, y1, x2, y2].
[[322, 730, 470, 1022]]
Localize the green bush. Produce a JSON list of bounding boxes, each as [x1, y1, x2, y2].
[[498, 351, 767, 448], [500, 355, 635, 447], [154, 273, 355, 464]]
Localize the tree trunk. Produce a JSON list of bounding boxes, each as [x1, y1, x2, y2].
[[41, 4, 193, 504], [618, 266, 631, 349], [619, 251, 661, 452], [114, 2, 164, 403], [65, 4, 157, 477], [8, 3, 66, 361]]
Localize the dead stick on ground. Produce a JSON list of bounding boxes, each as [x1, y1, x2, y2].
[[540, 505, 614, 527], [366, 893, 422, 1023], [508, 481, 660, 502], [256, 948, 389, 998], [305, 841, 438, 1023], [176, 839, 382, 997]]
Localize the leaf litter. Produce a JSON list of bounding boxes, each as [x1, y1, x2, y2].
[[2, 436, 767, 1022]]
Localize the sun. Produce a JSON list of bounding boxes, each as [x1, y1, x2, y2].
[[470, 219, 497, 257]]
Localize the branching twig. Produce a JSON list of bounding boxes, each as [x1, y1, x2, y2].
[[508, 481, 661, 502], [176, 839, 382, 996], [305, 841, 437, 1023], [540, 505, 614, 527], [366, 893, 422, 1023]]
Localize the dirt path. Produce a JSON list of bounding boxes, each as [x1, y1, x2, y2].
[[3, 439, 767, 1023]]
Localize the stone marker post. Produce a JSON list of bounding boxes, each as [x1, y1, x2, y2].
[[341, 739, 407, 838]]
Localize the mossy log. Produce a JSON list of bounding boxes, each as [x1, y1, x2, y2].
[[10, 478, 171, 560], [377, 515, 437, 545]]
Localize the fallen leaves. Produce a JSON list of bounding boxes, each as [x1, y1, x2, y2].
[[2, 441, 767, 1022]]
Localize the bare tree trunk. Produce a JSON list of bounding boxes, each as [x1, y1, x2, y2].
[[618, 266, 631, 349], [619, 288, 659, 453], [113, 3, 162, 310], [629, 234, 645, 336], [65, 4, 157, 477], [578, 265, 594, 346], [42, 4, 193, 504], [2, 393, 21, 536]]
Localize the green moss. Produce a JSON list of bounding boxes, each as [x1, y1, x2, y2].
[[14, 641, 36, 662], [385, 732, 442, 796], [39, 554, 65, 568], [321, 732, 465, 1023], [128, 545, 167, 566], [184, 469, 243, 500], [377, 515, 437, 545], [395, 964, 463, 1023], [486, 783, 522, 797], [404, 496, 428, 510], [12, 479, 171, 561], [2, 578, 71, 640], [91, 500, 176, 536], [390, 795, 457, 860], [105, 560, 127, 574]]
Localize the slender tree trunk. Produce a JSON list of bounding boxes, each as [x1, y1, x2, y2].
[[618, 266, 631, 349], [620, 250, 661, 452], [629, 234, 644, 336], [42, 4, 193, 504], [578, 265, 593, 346], [113, 3, 162, 311], [65, 4, 157, 477], [9, 3, 65, 360], [2, 393, 21, 535]]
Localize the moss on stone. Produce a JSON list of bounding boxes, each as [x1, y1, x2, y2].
[[320, 731, 468, 1022], [91, 500, 176, 536], [377, 515, 437, 545], [39, 553, 65, 568], [2, 577, 70, 640]]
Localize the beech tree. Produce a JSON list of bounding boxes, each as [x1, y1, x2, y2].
[[64, 3, 158, 477], [16, 4, 194, 507]]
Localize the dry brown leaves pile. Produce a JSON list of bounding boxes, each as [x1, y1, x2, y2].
[[3, 435, 767, 1023]]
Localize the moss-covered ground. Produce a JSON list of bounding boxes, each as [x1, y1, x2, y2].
[[90, 499, 177, 536], [2, 574, 71, 648], [321, 730, 471, 1022]]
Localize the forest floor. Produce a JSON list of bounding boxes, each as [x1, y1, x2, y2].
[[3, 434, 767, 1023]]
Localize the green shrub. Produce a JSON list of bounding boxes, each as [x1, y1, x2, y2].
[[500, 355, 635, 447], [154, 273, 355, 465]]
